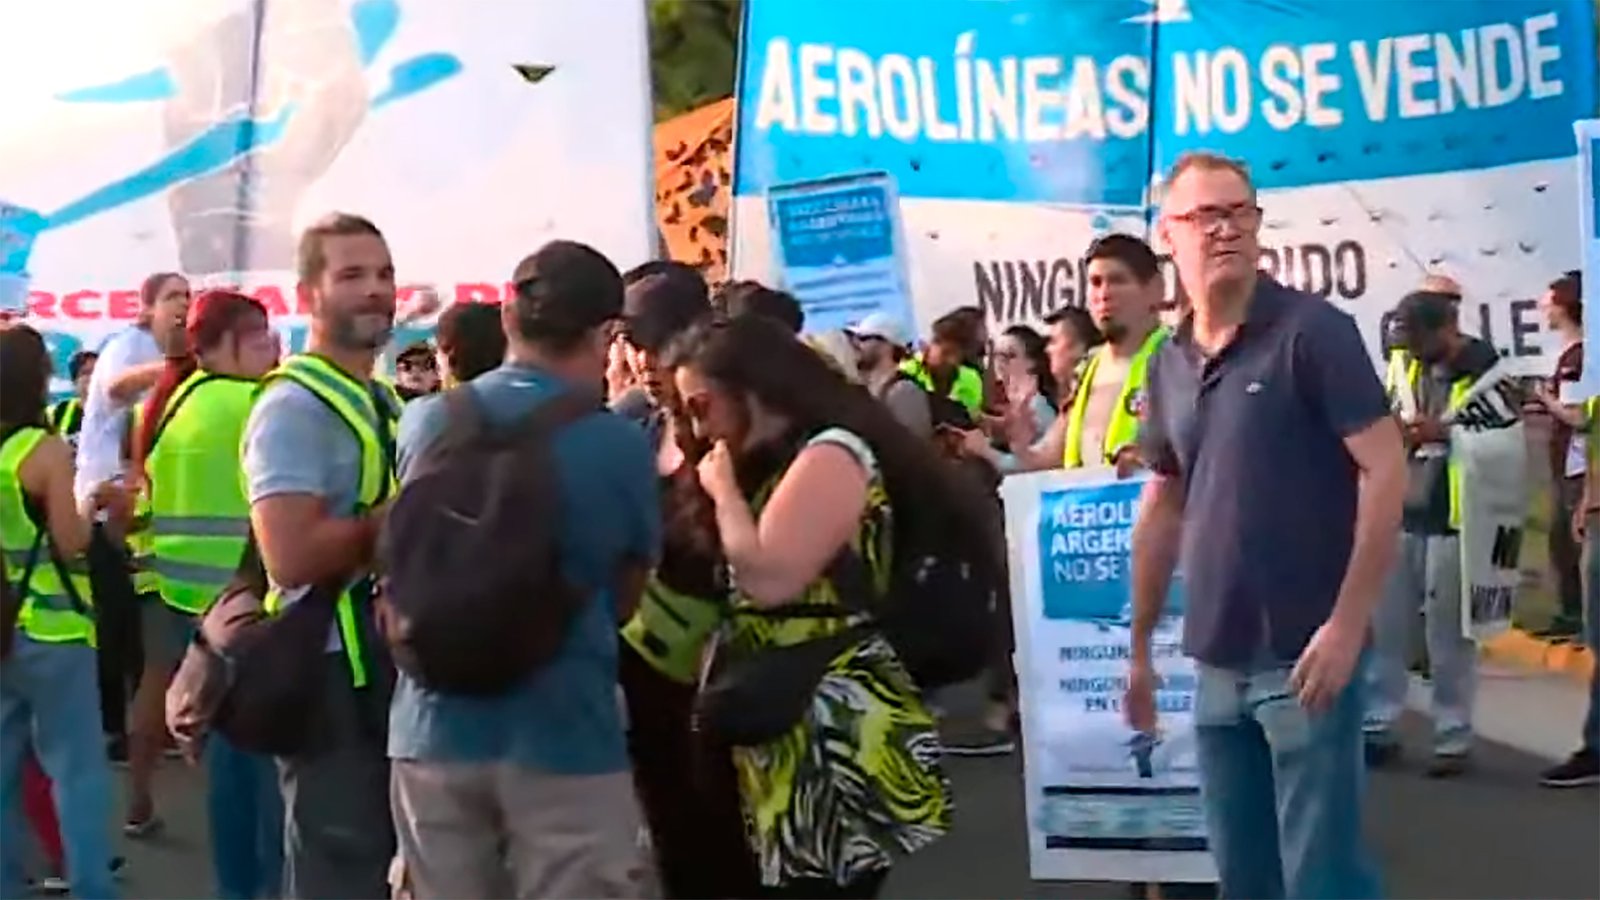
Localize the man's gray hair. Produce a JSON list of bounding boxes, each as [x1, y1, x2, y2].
[[1157, 151, 1257, 205]]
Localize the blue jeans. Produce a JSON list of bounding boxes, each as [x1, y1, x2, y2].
[[1581, 523, 1600, 752], [1194, 660, 1382, 900], [207, 736, 284, 899], [0, 635, 117, 900]]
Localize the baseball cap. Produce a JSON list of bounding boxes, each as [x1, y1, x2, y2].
[[847, 312, 909, 347], [509, 240, 624, 337], [622, 266, 710, 352], [1394, 290, 1458, 333]]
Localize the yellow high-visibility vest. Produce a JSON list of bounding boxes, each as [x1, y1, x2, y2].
[[257, 354, 399, 689], [1, 427, 94, 646], [1063, 327, 1169, 469]]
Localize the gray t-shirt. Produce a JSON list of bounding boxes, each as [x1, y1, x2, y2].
[[241, 378, 365, 646]]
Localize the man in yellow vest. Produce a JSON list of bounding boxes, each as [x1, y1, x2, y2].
[[48, 350, 97, 448], [901, 310, 986, 422], [241, 213, 401, 899], [1383, 273, 1462, 397], [1364, 289, 1499, 777], [998, 234, 1167, 475]]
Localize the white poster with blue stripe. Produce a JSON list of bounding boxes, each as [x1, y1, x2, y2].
[[1001, 468, 1214, 884], [1580, 119, 1600, 396], [732, 0, 1598, 373], [767, 172, 916, 334], [0, 0, 653, 395]]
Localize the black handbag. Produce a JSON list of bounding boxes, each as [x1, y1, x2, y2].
[[695, 611, 866, 747]]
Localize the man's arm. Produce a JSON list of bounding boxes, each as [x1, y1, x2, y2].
[[243, 383, 378, 589], [1326, 418, 1406, 634], [1005, 410, 1068, 472], [1129, 474, 1184, 666], [107, 360, 166, 405], [250, 495, 380, 588], [1289, 307, 1405, 709]]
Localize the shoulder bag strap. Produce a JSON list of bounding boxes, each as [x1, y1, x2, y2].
[[513, 389, 602, 444]]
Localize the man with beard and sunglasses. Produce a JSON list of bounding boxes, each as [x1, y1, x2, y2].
[[241, 212, 403, 899]]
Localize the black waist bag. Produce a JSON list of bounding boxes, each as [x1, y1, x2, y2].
[[695, 612, 865, 747], [166, 536, 340, 759]]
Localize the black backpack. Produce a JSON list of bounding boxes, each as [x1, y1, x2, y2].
[[830, 449, 1004, 690], [375, 386, 598, 695]]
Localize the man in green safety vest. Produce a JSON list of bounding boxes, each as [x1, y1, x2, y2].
[[901, 309, 986, 424], [999, 234, 1167, 476], [1364, 288, 1500, 777], [48, 350, 97, 448], [1382, 273, 1463, 398], [241, 213, 401, 899]]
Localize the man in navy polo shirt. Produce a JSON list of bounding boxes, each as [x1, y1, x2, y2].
[[1124, 152, 1407, 899]]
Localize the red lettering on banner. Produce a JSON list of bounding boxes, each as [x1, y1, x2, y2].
[[455, 283, 500, 304], [251, 285, 292, 317], [62, 291, 101, 319], [107, 290, 140, 319], [28, 292, 56, 318]]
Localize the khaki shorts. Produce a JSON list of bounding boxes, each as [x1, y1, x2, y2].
[[141, 598, 196, 669], [390, 761, 657, 899]]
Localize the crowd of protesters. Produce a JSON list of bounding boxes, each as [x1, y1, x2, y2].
[[0, 150, 1596, 900]]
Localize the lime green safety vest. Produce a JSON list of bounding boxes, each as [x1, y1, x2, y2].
[[258, 354, 399, 689], [1, 427, 95, 646], [1383, 349, 1411, 397], [621, 576, 725, 684], [1404, 360, 1472, 531], [126, 404, 160, 596], [1063, 327, 1169, 469], [899, 357, 985, 419], [48, 397, 84, 438], [146, 371, 257, 615]]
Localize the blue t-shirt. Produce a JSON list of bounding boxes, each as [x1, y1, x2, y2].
[[386, 363, 661, 774]]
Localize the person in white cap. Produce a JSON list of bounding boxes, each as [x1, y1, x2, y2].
[[847, 312, 933, 439]]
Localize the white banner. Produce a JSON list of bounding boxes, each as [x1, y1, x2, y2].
[[1000, 467, 1215, 885], [1, 0, 654, 394], [1448, 360, 1529, 640], [1580, 119, 1600, 396]]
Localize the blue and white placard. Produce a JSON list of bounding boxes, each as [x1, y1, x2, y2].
[[1001, 468, 1214, 884], [767, 172, 917, 334]]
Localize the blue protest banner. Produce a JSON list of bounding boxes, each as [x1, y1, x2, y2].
[[730, 0, 1599, 376]]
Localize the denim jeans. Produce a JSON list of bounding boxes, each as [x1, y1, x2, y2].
[[1194, 660, 1382, 900], [1581, 521, 1600, 752], [0, 635, 117, 900], [207, 736, 284, 899]]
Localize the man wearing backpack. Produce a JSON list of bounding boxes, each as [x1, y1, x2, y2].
[[241, 213, 403, 899], [386, 241, 660, 899]]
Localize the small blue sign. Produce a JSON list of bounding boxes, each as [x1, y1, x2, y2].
[[1038, 477, 1183, 623], [768, 172, 916, 334]]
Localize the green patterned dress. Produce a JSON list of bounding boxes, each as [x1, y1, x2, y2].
[[726, 428, 952, 886]]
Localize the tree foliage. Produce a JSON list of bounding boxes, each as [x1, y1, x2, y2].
[[649, 0, 741, 120]]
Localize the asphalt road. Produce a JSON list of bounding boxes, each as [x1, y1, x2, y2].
[[90, 710, 1597, 900]]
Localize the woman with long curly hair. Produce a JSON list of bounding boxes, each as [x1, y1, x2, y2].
[[668, 315, 1002, 898]]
